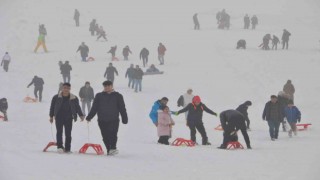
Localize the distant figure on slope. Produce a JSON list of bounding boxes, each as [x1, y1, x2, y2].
[[133, 65, 144, 93], [284, 100, 301, 138], [158, 43, 167, 65], [140, 47, 149, 67], [272, 35, 280, 50], [193, 13, 200, 30], [157, 106, 175, 145], [260, 34, 271, 50], [251, 15, 258, 30], [283, 80, 295, 103], [104, 63, 118, 83], [60, 61, 72, 83], [34, 34, 48, 53], [236, 101, 252, 130], [79, 81, 94, 116], [244, 14, 250, 29], [282, 29, 291, 50], [146, 64, 160, 73], [27, 75, 44, 102], [125, 64, 135, 89], [177, 89, 194, 124], [1, 52, 11, 72], [74, 9, 80, 27], [278, 91, 290, 132], [122, 45, 132, 60], [89, 19, 96, 36], [236, 39, 246, 49], [77, 42, 89, 62], [97, 26, 107, 41], [0, 98, 8, 121], [218, 9, 230, 30], [39, 24, 47, 36], [108, 45, 118, 61]]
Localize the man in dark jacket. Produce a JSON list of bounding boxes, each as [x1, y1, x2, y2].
[[263, 95, 284, 141], [125, 64, 135, 88], [193, 13, 200, 30], [283, 80, 295, 102], [108, 46, 117, 61], [176, 96, 217, 145], [133, 65, 144, 93], [236, 101, 252, 130], [0, 98, 8, 121], [140, 48, 149, 67], [89, 19, 96, 36], [60, 61, 72, 83], [79, 82, 94, 115], [49, 83, 84, 153], [104, 63, 118, 83], [282, 29, 291, 50], [76, 42, 89, 62], [74, 9, 80, 27], [39, 24, 47, 36], [218, 110, 251, 149], [122, 46, 132, 60], [244, 14, 250, 29], [86, 81, 128, 155], [27, 75, 44, 102]]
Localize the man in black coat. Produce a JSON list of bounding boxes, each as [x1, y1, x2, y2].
[[104, 63, 118, 83], [86, 81, 128, 155], [74, 9, 80, 27], [244, 14, 250, 29], [77, 42, 89, 62], [89, 19, 96, 36], [122, 46, 132, 61], [60, 61, 72, 83], [27, 75, 44, 102], [49, 83, 84, 153], [218, 110, 251, 149], [125, 64, 135, 88], [236, 101, 252, 130], [193, 13, 200, 30], [251, 15, 258, 30], [140, 48, 149, 67], [79, 81, 95, 115], [133, 65, 144, 93], [176, 96, 217, 145], [263, 95, 284, 141], [0, 98, 8, 121], [282, 29, 291, 50]]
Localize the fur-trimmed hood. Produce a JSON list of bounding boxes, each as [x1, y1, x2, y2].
[[58, 92, 77, 100]]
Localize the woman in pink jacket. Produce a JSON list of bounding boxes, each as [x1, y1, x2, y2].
[[157, 106, 175, 145]]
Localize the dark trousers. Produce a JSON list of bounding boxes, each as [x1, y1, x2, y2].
[[124, 56, 129, 60], [272, 43, 278, 50], [188, 121, 208, 144], [81, 56, 87, 62], [55, 118, 73, 151], [98, 120, 120, 152], [62, 74, 71, 83], [267, 120, 281, 139], [222, 127, 250, 148], [244, 23, 249, 29], [158, 136, 170, 145], [75, 19, 79, 27], [194, 24, 200, 30], [142, 57, 148, 67], [2, 61, 9, 72], [282, 41, 289, 49], [128, 77, 134, 88], [34, 86, 43, 102]]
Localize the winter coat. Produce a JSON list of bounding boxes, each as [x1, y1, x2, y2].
[[140, 48, 149, 59], [125, 67, 135, 78], [149, 100, 162, 124], [39, 26, 47, 36], [60, 63, 72, 75], [0, 98, 8, 111], [74, 10, 80, 20], [244, 16, 250, 24], [157, 110, 175, 136], [79, 86, 94, 101], [178, 103, 217, 125], [251, 16, 258, 25], [104, 66, 118, 79], [133, 68, 144, 80], [193, 14, 199, 25], [283, 83, 295, 96], [262, 101, 284, 122], [77, 45, 89, 58], [89, 20, 96, 31], [28, 77, 44, 88], [86, 91, 128, 124], [284, 106, 301, 123], [122, 47, 132, 57], [158, 45, 166, 55], [278, 94, 290, 109], [220, 110, 246, 131], [282, 30, 291, 41], [236, 103, 249, 121], [49, 93, 83, 121], [2, 54, 11, 62]]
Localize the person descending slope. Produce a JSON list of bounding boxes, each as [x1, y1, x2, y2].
[[104, 63, 118, 83], [140, 48, 149, 67], [77, 42, 89, 62]]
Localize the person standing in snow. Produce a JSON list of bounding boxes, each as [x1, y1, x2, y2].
[[125, 64, 135, 89], [89, 19, 96, 36], [108, 45, 118, 61], [50, 83, 84, 153], [175, 96, 218, 145], [79, 81, 94, 115], [236, 101, 252, 130], [218, 109, 251, 149], [193, 13, 200, 30], [251, 15, 258, 30], [272, 35, 280, 50], [132, 65, 144, 93], [262, 95, 284, 141], [140, 47, 149, 67], [104, 63, 118, 83], [1, 52, 11, 72], [283, 80, 295, 103], [122, 46, 132, 60], [86, 81, 128, 155], [158, 43, 166, 65], [34, 34, 48, 53], [27, 75, 44, 102], [60, 61, 72, 83], [244, 14, 250, 29], [282, 29, 291, 50], [157, 106, 175, 145], [97, 26, 107, 41], [284, 100, 301, 137], [74, 9, 80, 27], [149, 97, 169, 126], [177, 89, 194, 124], [0, 98, 8, 121], [76, 42, 89, 62]]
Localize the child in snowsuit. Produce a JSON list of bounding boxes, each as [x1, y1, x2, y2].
[[157, 106, 175, 145], [284, 101, 301, 137]]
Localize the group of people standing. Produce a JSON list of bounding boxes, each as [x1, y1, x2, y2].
[[260, 29, 291, 50]]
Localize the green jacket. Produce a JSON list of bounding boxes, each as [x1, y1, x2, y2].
[[38, 34, 45, 42]]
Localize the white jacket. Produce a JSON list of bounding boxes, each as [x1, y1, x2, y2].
[[2, 54, 11, 61], [183, 93, 194, 107]]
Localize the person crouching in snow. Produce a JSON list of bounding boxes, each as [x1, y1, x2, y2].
[[284, 100, 301, 137], [158, 106, 175, 145], [175, 96, 217, 145]]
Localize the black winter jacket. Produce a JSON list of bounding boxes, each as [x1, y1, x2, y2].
[[262, 101, 284, 122], [60, 64, 72, 75], [104, 66, 118, 79], [236, 103, 249, 121], [28, 77, 44, 88], [133, 68, 144, 80], [0, 98, 8, 110], [79, 86, 94, 101], [125, 67, 135, 78], [77, 45, 89, 57], [178, 103, 217, 124]]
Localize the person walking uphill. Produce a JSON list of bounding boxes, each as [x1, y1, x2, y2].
[[149, 97, 169, 126], [104, 63, 118, 83], [283, 80, 295, 103], [77, 42, 89, 62], [122, 46, 132, 60], [86, 81, 128, 155], [140, 48, 149, 67], [175, 96, 217, 145], [1, 52, 11, 72], [236, 101, 252, 130], [49, 83, 84, 153], [284, 100, 301, 137], [125, 64, 135, 89], [263, 95, 284, 141], [74, 9, 80, 27], [27, 75, 44, 102], [79, 82, 94, 115], [193, 13, 200, 30], [60, 61, 72, 83]]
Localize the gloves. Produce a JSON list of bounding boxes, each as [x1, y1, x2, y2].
[[122, 118, 128, 124], [174, 112, 179, 116]]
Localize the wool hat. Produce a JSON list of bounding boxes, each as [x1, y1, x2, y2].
[[193, 96, 201, 103]]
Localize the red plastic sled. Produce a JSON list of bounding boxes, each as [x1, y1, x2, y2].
[[296, 123, 312, 131], [87, 57, 95, 61], [171, 138, 195, 147], [43, 142, 57, 152], [79, 143, 104, 155], [227, 141, 244, 150], [214, 124, 224, 131], [0, 115, 4, 120], [23, 96, 37, 103]]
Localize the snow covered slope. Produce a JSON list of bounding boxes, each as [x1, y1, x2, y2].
[[0, 0, 320, 179]]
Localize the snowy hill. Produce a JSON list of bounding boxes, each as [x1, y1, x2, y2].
[[1, 0, 320, 179]]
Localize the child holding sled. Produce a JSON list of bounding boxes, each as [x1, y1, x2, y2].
[[157, 106, 175, 145]]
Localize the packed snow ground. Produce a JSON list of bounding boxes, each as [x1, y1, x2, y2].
[[0, 0, 320, 179]]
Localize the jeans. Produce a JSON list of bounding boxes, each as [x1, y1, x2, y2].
[[62, 74, 71, 83], [158, 55, 164, 65], [81, 100, 92, 115], [134, 79, 142, 92], [81, 56, 87, 62], [267, 120, 281, 139], [98, 120, 120, 153], [188, 121, 208, 144], [56, 118, 73, 151], [128, 77, 134, 88], [34, 86, 43, 102]]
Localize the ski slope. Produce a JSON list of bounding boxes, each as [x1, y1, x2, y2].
[[0, 0, 320, 179]]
